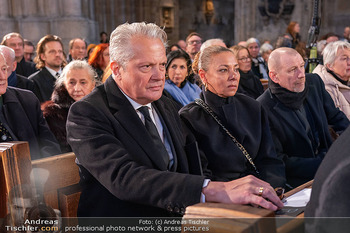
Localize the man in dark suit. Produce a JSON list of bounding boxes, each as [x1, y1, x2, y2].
[[1, 32, 37, 78], [257, 47, 349, 189], [66, 22, 283, 217], [0, 45, 35, 92], [0, 51, 61, 159], [29, 35, 66, 103]]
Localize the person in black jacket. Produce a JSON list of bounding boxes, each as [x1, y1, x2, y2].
[[0, 51, 61, 159], [257, 47, 349, 189], [179, 45, 286, 188], [29, 35, 67, 103]]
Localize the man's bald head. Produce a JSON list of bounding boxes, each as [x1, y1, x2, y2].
[[268, 47, 301, 72], [268, 47, 306, 92]]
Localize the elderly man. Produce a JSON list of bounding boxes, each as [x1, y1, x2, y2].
[[0, 52, 61, 159], [67, 38, 87, 62], [29, 35, 66, 103], [0, 45, 34, 92], [67, 22, 283, 217], [1, 32, 37, 77], [257, 47, 349, 189]]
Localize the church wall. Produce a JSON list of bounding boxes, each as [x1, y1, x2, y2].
[[0, 0, 349, 53]]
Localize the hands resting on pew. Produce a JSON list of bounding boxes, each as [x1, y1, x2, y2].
[[202, 175, 284, 211]]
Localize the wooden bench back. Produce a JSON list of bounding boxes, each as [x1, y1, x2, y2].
[[0, 141, 80, 218]]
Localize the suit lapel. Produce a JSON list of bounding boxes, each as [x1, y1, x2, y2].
[[104, 77, 168, 170]]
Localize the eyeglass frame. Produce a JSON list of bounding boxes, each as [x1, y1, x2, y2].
[[237, 56, 251, 62]]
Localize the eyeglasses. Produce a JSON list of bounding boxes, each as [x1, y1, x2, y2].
[[238, 57, 251, 62], [188, 40, 202, 45]]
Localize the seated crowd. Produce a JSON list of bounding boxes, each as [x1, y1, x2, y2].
[[0, 22, 349, 220]]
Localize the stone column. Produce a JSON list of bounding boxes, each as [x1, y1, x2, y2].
[[0, 0, 10, 18], [62, 0, 82, 16]]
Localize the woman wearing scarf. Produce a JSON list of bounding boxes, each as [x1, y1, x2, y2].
[[313, 41, 350, 119], [163, 50, 201, 107]]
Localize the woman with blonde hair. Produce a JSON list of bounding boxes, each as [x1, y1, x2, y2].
[[179, 45, 285, 188]]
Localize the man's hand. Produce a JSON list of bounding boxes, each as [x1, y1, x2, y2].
[[203, 175, 284, 211]]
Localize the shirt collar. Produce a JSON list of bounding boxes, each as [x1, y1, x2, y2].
[[45, 66, 62, 78], [119, 86, 152, 110]]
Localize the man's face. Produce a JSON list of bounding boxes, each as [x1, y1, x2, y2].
[[0, 55, 8, 95], [186, 35, 202, 58], [6, 37, 24, 59], [271, 52, 306, 92], [24, 44, 34, 62], [112, 37, 167, 105], [70, 39, 87, 60], [40, 41, 64, 70]]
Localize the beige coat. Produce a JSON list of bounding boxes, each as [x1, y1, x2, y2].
[[313, 64, 350, 120]]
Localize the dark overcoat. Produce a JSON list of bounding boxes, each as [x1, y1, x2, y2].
[[257, 73, 349, 188], [2, 87, 61, 159], [66, 77, 205, 217], [29, 67, 56, 103], [179, 90, 286, 188]]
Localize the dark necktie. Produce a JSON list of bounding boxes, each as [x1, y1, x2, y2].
[[138, 106, 169, 167], [55, 72, 60, 79], [0, 121, 13, 142]]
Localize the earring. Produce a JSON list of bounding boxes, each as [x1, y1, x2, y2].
[[204, 83, 208, 91]]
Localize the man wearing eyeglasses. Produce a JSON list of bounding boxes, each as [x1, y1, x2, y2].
[[185, 32, 202, 61]]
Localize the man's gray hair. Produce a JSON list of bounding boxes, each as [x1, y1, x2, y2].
[[0, 45, 15, 62], [56, 60, 96, 87], [260, 43, 273, 55], [200, 38, 226, 52], [322, 41, 350, 67], [109, 22, 168, 68]]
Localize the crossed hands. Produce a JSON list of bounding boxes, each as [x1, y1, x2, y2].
[[202, 175, 284, 211]]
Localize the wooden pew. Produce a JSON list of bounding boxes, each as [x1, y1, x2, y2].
[[261, 79, 269, 90], [0, 141, 80, 219], [183, 181, 313, 233]]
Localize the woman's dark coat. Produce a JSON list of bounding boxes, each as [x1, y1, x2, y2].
[[179, 90, 286, 188], [42, 85, 75, 153]]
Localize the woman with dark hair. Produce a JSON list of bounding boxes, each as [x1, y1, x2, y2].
[[42, 60, 96, 152], [88, 43, 109, 81], [179, 45, 286, 188], [230, 45, 264, 99], [163, 49, 201, 106]]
